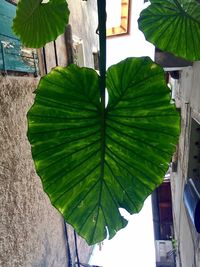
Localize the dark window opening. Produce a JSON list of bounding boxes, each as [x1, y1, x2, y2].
[[187, 118, 200, 180], [152, 180, 174, 241]]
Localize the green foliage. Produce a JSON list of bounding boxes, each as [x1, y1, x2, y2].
[[12, 0, 69, 48], [10, 0, 183, 245], [27, 57, 179, 244], [138, 0, 200, 61]]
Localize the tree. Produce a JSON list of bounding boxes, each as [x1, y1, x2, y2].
[[11, 0, 200, 245]]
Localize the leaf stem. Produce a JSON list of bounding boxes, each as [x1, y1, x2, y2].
[[97, 1, 106, 221], [97, 0, 106, 109]]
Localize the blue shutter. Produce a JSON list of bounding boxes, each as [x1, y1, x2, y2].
[[0, 0, 38, 74], [184, 178, 200, 233]]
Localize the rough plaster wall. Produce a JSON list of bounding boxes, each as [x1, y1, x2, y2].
[[0, 76, 68, 267]]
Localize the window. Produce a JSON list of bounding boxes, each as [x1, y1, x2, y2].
[[106, 0, 131, 37], [183, 118, 200, 233], [187, 118, 200, 180], [0, 0, 38, 75]]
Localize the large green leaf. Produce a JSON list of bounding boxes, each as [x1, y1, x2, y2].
[[12, 0, 69, 48], [27, 57, 180, 244], [138, 0, 200, 61]]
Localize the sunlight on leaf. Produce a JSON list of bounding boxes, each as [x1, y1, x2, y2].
[[138, 0, 200, 61], [27, 57, 180, 244], [12, 0, 69, 48]]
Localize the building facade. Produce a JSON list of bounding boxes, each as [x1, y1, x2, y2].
[[169, 61, 200, 267], [153, 45, 200, 266]]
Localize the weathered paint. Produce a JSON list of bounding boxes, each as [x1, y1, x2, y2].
[[0, 0, 38, 74]]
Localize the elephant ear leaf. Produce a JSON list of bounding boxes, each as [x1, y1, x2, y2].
[[12, 0, 69, 48], [27, 57, 180, 245], [138, 0, 200, 61]]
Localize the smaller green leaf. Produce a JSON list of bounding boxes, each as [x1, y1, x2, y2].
[[12, 0, 70, 48], [138, 0, 200, 61]]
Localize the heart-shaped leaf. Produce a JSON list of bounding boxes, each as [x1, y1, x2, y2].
[[12, 0, 69, 48], [27, 57, 180, 244], [138, 0, 200, 61]]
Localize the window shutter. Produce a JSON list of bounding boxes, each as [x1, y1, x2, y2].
[[0, 0, 38, 74]]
